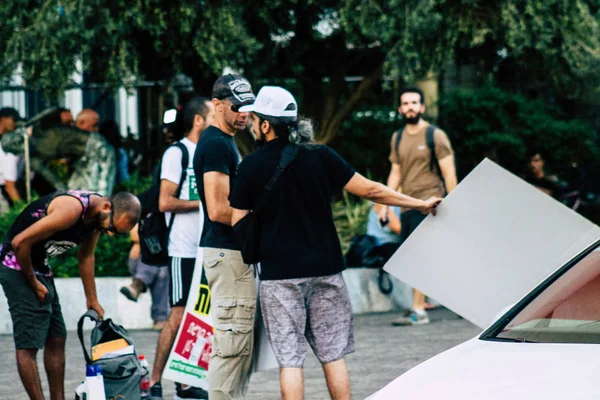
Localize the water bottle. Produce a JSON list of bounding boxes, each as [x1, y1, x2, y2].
[[75, 381, 86, 400], [84, 365, 106, 400], [139, 355, 151, 398]]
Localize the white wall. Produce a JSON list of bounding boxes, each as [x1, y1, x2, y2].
[[0, 270, 412, 334], [0, 64, 27, 116], [64, 59, 83, 118], [117, 87, 139, 139]]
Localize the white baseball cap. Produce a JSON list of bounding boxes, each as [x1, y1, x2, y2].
[[238, 86, 297, 118]]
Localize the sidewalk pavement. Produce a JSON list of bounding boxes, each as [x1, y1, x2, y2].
[[0, 308, 480, 400]]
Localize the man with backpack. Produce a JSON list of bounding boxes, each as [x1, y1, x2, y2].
[[380, 87, 457, 326], [147, 97, 214, 400]]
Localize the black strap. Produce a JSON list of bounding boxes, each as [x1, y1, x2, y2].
[[393, 128, 403, 158], [425, 125, 447, 195], [164, 141, 189, 235], [254, 144, 300, 212], [425, 125, 437, 172], [77, 309, 100, 364]]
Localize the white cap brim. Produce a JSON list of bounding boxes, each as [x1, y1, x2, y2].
[[237, 86, 298, 118], [237, 104, 256, 113]]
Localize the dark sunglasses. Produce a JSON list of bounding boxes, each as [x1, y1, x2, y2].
[[220, 100, 242, 113], [229, 104, 242, 113], [105, 203, 127, 237]]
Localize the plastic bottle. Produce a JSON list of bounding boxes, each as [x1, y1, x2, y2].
[[75, 381, 86, 400], [139, 355, 151, 398], [85, 365, 106, 400]]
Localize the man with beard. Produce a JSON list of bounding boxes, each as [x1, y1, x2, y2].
[[0, 191, 140, 400], [380, 87, 457, 326]]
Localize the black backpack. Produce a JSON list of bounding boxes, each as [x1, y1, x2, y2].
[[394, 124, 447, 195], [138, 142, 189, 266], [344, 234, 396, 295]]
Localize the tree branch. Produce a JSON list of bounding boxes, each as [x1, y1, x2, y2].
[[316, 62, 384, 144]]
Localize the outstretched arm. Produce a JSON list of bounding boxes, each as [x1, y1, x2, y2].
[[379, 163, 402, 221], [345, 173, 441, 215]]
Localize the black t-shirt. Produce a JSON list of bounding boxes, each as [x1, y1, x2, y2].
[[230, 138, 356, 280], [193, 125, 242, 250]]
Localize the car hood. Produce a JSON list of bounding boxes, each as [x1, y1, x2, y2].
[[369, 337, 600, 400]]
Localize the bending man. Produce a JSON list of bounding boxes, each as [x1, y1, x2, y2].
[[0, 191, 140, 400]]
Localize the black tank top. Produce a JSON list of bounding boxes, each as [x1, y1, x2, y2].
[[0, 190, 100, 276]]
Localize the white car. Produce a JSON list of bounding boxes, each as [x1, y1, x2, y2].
[[369, 240, 600, 399]]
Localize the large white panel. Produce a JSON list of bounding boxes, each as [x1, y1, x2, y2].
[[385, 159, 600, 329]]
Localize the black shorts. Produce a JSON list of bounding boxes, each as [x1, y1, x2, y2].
[[168, 257, 197, 307], [0, 267, 66, 349], [400, 209, 427, 243]]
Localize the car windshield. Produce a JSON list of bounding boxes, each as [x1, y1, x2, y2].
[[488, 244, 600, 344]]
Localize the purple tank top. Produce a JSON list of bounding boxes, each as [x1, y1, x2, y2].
[[0, 190, 100, 276]]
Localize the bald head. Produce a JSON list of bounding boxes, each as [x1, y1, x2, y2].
[[110, 192, 141, 228], [76, 109, 99, 132]]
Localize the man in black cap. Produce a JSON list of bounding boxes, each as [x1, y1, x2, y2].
[[0, 107, 23, 212], [191, 74, 256, 400]]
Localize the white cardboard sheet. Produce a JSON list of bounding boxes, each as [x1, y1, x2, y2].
[[384, 159, 600, 329]]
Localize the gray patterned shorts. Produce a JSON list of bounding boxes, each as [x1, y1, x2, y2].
[[260, 272, 355, 368]]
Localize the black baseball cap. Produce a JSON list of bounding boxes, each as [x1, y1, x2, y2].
[[212, 74, 256, 106], [0, 107, 22, 121]]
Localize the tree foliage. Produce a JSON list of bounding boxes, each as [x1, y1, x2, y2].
[[0, 0, 598, 138], [0, 0, 259, 97], [343, 0, 600, 96], [438, 84, 600, 179]]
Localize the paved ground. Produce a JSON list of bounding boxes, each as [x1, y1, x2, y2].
[[0, 308, 480, 400]]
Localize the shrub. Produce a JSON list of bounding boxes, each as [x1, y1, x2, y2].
[[332, 192, 371, 254], [0, 202, 29, 240]]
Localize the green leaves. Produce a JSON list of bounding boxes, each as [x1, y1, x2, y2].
[[438, 84, 600, 178], [500, 0, 600, 95], [0, 0, 597, 143], [0, 0, 259, 97]]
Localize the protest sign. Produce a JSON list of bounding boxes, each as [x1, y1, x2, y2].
[[162, 246, 211, 388]]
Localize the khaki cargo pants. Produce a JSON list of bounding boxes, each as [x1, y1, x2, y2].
[[203, 248, 256, 400]]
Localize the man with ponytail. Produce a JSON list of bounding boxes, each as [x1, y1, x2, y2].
[[230, 86, 441, 400]]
